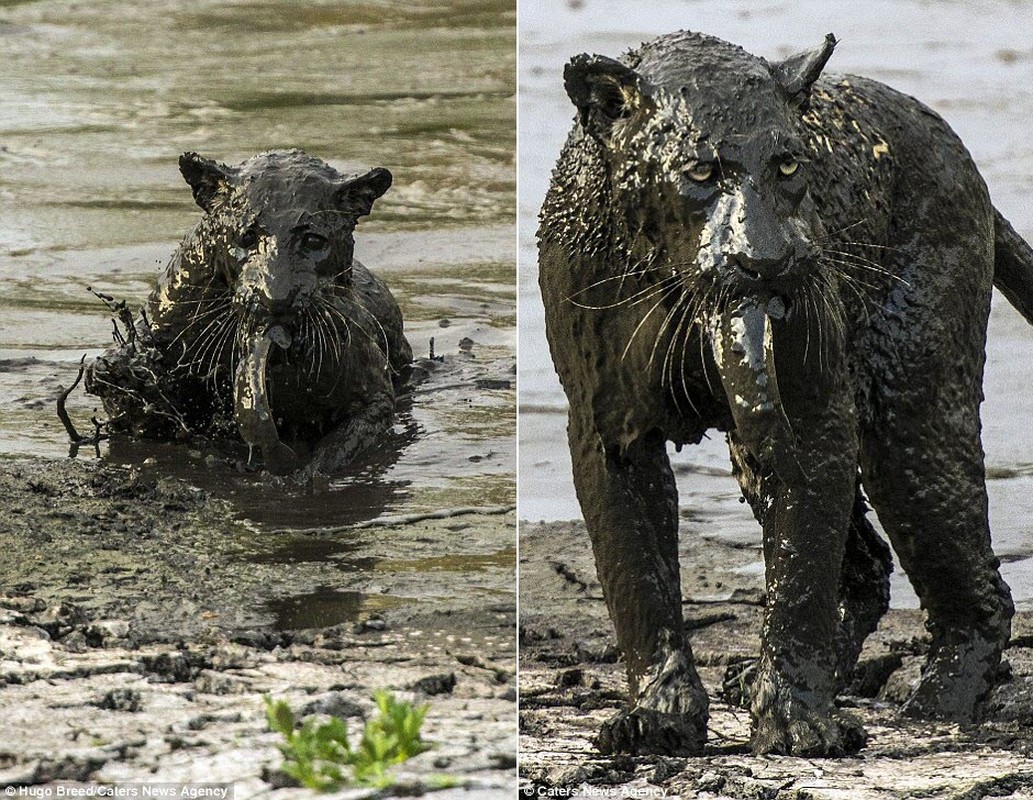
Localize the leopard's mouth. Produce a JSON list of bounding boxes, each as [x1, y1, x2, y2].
[[724, 254, 812, 290]]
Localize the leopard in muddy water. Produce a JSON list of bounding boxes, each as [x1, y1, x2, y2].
[[86, 150, 411, 475], [539, 30, 1031, 756]]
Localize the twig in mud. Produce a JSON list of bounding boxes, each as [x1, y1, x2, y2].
[[89, 286, 137, 346], [285, 504, 516, 535], [683, 589, 766, 607], [705, 725, 750, 745], [427, 336, 444, 362], [56, 356, 87, 441], [684, 611, 738, 631], [57, 355, 109, 449]]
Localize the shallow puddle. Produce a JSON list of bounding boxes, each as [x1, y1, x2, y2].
[[266, 587, 408, 631]]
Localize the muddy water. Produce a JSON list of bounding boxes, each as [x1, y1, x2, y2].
[[0, 1, 515, 627], [518, 0, 1033, 608]]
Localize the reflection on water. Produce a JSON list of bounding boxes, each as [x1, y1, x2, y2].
[[517, 0, 1033, 607], [267, 586, 407, 631], [0, 0, 516, 603]]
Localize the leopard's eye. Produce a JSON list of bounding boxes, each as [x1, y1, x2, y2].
[[779, 158, 800, 178], [301, 232, 328, 251], [687, 162, 714, 183]]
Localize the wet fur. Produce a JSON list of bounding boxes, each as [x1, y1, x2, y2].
[[539, 31, 1023, 756]]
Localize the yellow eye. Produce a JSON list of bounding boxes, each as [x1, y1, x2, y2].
[[779, 159, 800, 177], [687, 162, 714, 182]]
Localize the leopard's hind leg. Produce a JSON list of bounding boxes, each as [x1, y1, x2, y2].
[[860, 231, 1013, 722]]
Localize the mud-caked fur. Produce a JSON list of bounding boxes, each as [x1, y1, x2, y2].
[[87, 149, 411, 474], [539, 30, 1027, 756]]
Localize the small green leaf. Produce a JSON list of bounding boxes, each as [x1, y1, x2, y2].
[[266, 691, 433, 792], [265, 697, 296, 737], [322, 716, 350, 745]]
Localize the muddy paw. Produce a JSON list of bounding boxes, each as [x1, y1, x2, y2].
[[751, 666, 858, 756], [834, 710, 867, 754], [901, 636, 1000, 723], [902, 683, 979, 723], [597, 706, 705, 756], [752, 706, 849, 756], [597, 647, 709, 756]]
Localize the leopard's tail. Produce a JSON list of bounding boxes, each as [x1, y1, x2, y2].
[[994, 208, 1033, 324]]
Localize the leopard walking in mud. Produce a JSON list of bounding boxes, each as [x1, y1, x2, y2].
[[539, 30, 1030, 756]]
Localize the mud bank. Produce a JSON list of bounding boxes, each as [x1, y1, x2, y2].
[[0, 456, 516, 795], [519, 520, 1033, 799]]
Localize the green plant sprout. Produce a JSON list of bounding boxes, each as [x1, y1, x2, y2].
[[265, 690, 435, 791]]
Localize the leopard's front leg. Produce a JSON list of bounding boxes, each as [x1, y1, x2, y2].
[[715, 300, 860, 755]]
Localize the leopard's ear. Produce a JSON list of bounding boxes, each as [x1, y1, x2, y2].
[[179, 152, 236, 213], [770, 33, 836, 110], [335, 167, 392, 219], [564, 54, 643, 142]]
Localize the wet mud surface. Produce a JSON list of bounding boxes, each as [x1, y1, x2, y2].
[[0, 455, 515, 794], [0, 235, 517, 795], [519, 520, 1033, 798], [0, 0, 515, 793]]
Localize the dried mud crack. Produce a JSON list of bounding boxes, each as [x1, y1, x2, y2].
[[519, 520, 1033, 799], [0, 456, 516, 796]]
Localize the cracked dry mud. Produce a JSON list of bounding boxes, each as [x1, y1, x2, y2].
[[0, 457, 516, 796], [519, 520, 1033, 799]]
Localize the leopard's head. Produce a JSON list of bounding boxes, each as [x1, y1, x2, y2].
[[178, 149, 391, 320], [565, 31, 836, 305]]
